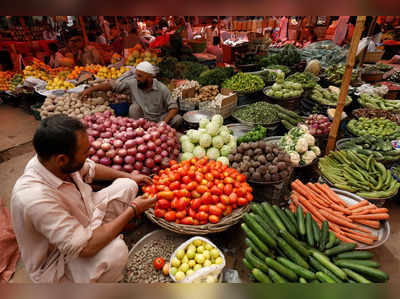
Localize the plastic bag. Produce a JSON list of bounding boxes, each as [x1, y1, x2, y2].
[[169, 236, 226, 283]]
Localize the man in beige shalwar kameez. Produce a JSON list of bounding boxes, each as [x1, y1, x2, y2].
[[11, 115, 156, 283]]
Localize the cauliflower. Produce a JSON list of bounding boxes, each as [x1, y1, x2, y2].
[[310, 146, 321, 156], [220, 131, 231, 144], [187, 129, 201, 144], [288, 151, 301, 166], [212, 136, 224, 149], [217, 156, 229, 166], [220, 145, 232, 157], [303, 133, 315, 147], [206, 122, 220, 137], [218, 125, 230, 135], [297, 124, 309, 133], [295, 138, 308, 153], [302, 151, 317, 165], [193, 146, 206, 158], [180, 135, 190, 144], [199, 133, 212, 148], [199, 118, 210, 129], [206, 147, 220, 160], [182, 141, 194, 153], [211, 114, 224, 128], [181, 152, 194, 161], [280, 135, 294, 149]]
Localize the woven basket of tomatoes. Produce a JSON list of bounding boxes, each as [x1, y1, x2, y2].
[[144, 157, 252, 235]]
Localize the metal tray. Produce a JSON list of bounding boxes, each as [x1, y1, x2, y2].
[[330, 188, 391, 250], [183, 110, 214, 124], [232, 105, 281, 128], [226, 123, 254, 139]]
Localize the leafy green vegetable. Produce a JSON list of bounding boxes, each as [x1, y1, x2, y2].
[[175, 61, 208, 81], [198, 67, 234, 87]]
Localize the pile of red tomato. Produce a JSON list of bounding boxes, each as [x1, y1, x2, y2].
[[143, 157, 253, 225]]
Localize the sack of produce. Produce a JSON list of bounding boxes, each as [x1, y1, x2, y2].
[[169, 236, 225, 283]]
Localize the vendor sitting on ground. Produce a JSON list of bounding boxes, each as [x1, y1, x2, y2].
[[81, 61, 183, 129], [11, 115, 156, 283]]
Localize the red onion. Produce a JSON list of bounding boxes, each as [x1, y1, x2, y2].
[[92, 140, 102, 150], [96, 117, 105, 124], [100, 157, 111, 166], [146, 151, 155, 159], [97, 149, 105, 158], [106, 149, 116, 159], [123, 164, 134, 172], [101, 131, 112, 139], [89, 147, 96, 155], [147, 141, 156, 151], [138, 144, 147, 153], [142, 167, 151, 175], [112, 164, 122, 171], [135, 128, 145, 137], [161, 150, 168, 158], [167, 139, 175, 146], [150, 131, 160, 140], [88, 129, 99, 138], [124, 155, 135, 165], [137, 118, 146, 127], [117, 148, 128, 157], [113, 155, 123, 165], [101, 143, 112, 152], [154, 155, 162, 164], [113, 139, 123, 148], [160, 134, 168, 142], [155, 147, 162, 154], [127, 147, 137, 156], [161, 143, 168, 150], [136, 152, 145, 161], [88, 136, 95, 143], [126, 130, 135, 139], [135, 137, 144, 145], [155, 139, 162, 146], [104, 110, 112, 118], [161, 158, 170, 168], [135, 161, 143, 170], [153, 166, 160, 173], [90, 155, 100, 163], [145, 158, 155, 168], [120, 126, 126, 132], [143, 134, 151, 142], [173, 148, 180, 156], [125, 140, 136, 149]]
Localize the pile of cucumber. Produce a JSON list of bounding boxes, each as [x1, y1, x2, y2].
[[242, 202, 389, 283], [272, 104, 305, 130], [319, 150, 400, 199]]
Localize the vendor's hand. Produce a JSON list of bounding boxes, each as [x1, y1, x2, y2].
[[130, 173, 152, 186], [131, 195, 157, 214], [81, 88, 92, 100]]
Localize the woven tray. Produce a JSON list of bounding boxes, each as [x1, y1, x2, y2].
[[145, 205, 251, 235]]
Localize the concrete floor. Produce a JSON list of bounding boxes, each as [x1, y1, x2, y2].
[[1, 104, 399, 283]]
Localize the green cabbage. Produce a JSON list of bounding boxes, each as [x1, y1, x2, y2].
[[182, 141, 194, 153], [220, 145, 232, 156], [187, 129, 200, 144], [217, 156, 229, 166], [199, 118, 210, 129], [181, 152, 194, 161], [193, 146, 206, 158], [212, 136, 224, 149], [206, 147, 220, 160], [199, 133, 212, 148], [179, 135, 190, 144], [206, 122, 220, 137]]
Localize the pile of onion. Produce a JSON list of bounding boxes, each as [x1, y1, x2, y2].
[[305, 114, 331, 136], [82, 111, 180, 175]]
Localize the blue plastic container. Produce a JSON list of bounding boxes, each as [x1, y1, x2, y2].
[[109, 102, 130, 116]]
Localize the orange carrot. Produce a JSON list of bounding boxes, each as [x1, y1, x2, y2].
[[369, 208, 389, 214], [348, 200, 369, 210], [352, 205, 376, 214], [335, 232, 357, 244], [292, 190, 326, 222], [307, 183, 334, 205], [341, 227, 378, 240], [289, 202, 296, 213], [351, 210, 370, 216], [331, 203, 352, 215], [353, 219, 381, 229], [343, 232, 374, 245], [349, 213, 389, 220], [319, 210, 372, 233], [318, 183, 347, 207]]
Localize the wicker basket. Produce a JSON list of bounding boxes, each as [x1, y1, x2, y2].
[[145, 205, 251, 235], [364, 51, 385, 64], [361, 72, 384, 82]]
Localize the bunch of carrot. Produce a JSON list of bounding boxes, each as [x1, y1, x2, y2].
[[288, 179, 389, 246]]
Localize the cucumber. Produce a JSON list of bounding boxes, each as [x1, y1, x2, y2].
[[311, 219, 321, 247], [245, 238, 268, 261], [311, 251, 347, 281], [334, 260, 389, 282], [336, 251, 374, 260], [252, 268, 272, 283], [276, 257, 316, 281], [324, 243, 357, 257], [241, 223, 273, 256], [285, 208, 298, 230], [316, 271, 336, 283], [251, 204, 280, 234], [243, 213, 277, 248], [309, 256, 342, 283], [268, 268, 288, 283], [311, 279, 321, 283], [245, 248, 269, 273], [282, 119, 296, 130], [280, 230, 310, 258], [251, 213, 278, 240], [277, 237, 310, 269], [273, 205, 298, 236], [265, 257, 298, 282], [342, 268, 371, 283], [296, 206, 306, 238], [334, 238, 341, 246], [299, 277, 307, 283], [325, 232, 337, 249], [243, 258, 254, 271], [305, 213, 315, 247], [262, 202, 286, 232], [319, 221, 329, 251], [334, 259, 380, 268]]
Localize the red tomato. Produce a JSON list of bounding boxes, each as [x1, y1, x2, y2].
[[199, 220, 208, 225], [217, 183, 225, 190], [175, 219, 181, 224], [191, 190, 201, 198], [221, 164, 228, 170], [187, 182, 198, 191], [195, 173, 204, 183], [211, 195, 219, 205], [238, 197, 248, 206], [176, 209, 187, 219], [211, 170, 221, 179], [188, 169, 196, 178], [191, 198, 202, 210], [209, 205, 222, 216], [205, 173, 214, 181], [215, 161, 223, 169], [216, 203, 227, 212], [154, 208, 167, 218], [223, 184, 233, 195], [223, 171, 230, 178], [223, 205, 233, 216], [207, 181, 214, 189], [157, 191, 174, 200], [232, 204, 238, 209], [196, 211, 209, 221], [170, 164, 179, 171], [169, 160, 177, 166], [209, 215, 220, 224], [156, 185, 168, 192], [188, 207, 197, 218], [200, 179, 208, 185], [224, 177, 234, 184], [193, 219, 200, 225], [196, 185, 208, 194], [199, 167, 208, 174], [157, 199, 170, 209], [177, 167, 187, 177], [229, 193, 238, 204], [202, 192, 212, 205], [190, 157, 198, 165], [169, 181, 180, 191], [154, 257, 165, 270], [199, 157, 209, 165], [164, 211, 176, 222], [177, 189, 190, 198], [182, 175, 191, 184], [175, 198, 188, 211], [181, 216, 194, 225], [246, 193, 254, 202], [220, 194, 230, 205], [237, 174, 246, 182], [171, 198, 178, 210], [199, 205, 209, 213]]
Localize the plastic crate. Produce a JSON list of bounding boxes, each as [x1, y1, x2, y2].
[[109, 102, 130, 116]]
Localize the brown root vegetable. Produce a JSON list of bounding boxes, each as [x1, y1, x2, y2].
[[252, 172, 262, 181], [232, 162, 239, 169], [249, 167, 255, 174], [254, 148, 263, 155], [245, 149, 254, 157], [243, 155, 251, 161], [257, 165, 267, 175], [243, 143, 251, 151], [277, 162, 287, 171], [257, 155, 267, 164], [234, 154, 242, 162], [237, 145, 245, 153], [280, 170, 289, 178], [266, 153, 274, 161], [268, 165, 278, 174], [228, 154, 235, 161], [272, 173, 280, 182]]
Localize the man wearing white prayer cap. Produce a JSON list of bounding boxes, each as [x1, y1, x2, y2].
[[82, 61, 182, 128]]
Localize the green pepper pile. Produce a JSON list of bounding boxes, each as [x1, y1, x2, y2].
[[237, 126, 267, 144], [222, 72, 265, 93]]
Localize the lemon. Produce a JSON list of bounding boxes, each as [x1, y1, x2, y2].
[[169, 267, 178, 276], [203, 250, 210, 260], [179, 263, 189, 273], [171, 257, 181, 268], [193, 240, 203, 247], [187, 245, 196, 252], [175, 249, 185, 260], [195, 254, 205, 264], [214, 257, 223, 265], [175, 271, 185, 281], [210, 248, 220, 259], [193, 264, 202, 271], [196, 245, 205, 254], [182, 256, 189, 264], [204, 260, 212, 267], [205, 244, 213, 251], [188, 260, 196, 268], [186, 269, 195, 277]]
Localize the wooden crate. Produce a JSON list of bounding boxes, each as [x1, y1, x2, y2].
[[198, 92, 238, 119]]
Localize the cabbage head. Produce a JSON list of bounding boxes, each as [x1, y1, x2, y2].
[[206, 121, 219, 137], [206, 147, 220, 160], [220, 145, 232, 157], [211, 114, 224, 128], [181, 152, 194, 161], [199, 133, 212, 148], [199, 118, 210, 129], [219, 131, 231, 144], [182, 141, 194, 153], [187, 129, 200, 144], [193, 146, 206, 158], [179, 135, 190, 144], [212, 136, 224, 149], [217, 156, 229, 166]]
